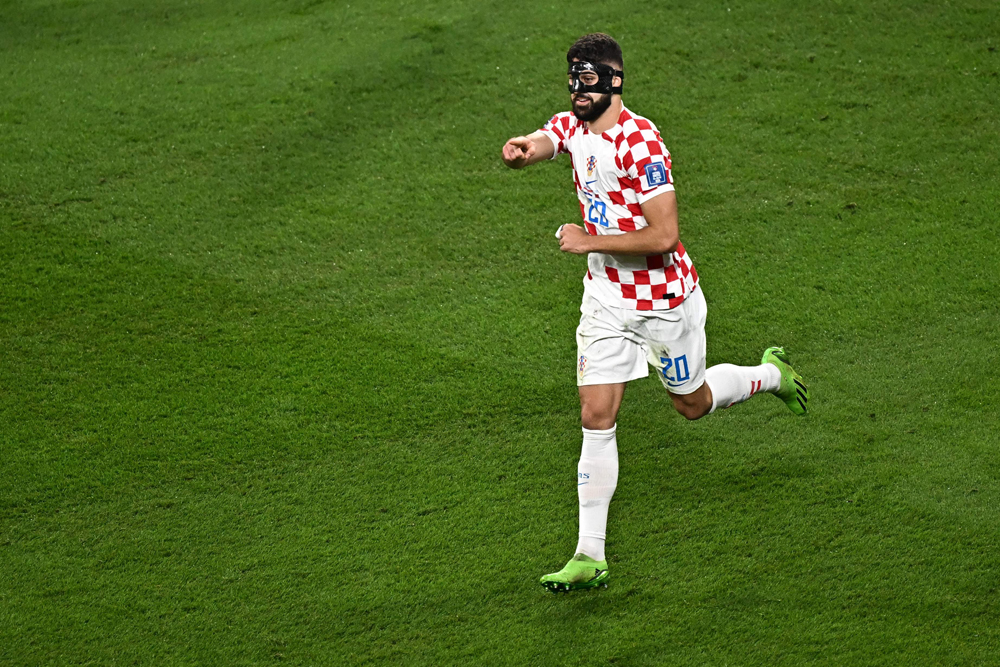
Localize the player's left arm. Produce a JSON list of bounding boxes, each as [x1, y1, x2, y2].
[[558, 191, 679, 256]]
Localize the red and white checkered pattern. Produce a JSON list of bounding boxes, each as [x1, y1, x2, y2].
[[539, 107, 698, 311], [540, 112, 579, 155]]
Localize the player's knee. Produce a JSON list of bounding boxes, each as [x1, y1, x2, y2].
[[580, 405, 616, 430]]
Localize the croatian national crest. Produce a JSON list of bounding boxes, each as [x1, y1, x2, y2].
[[586, 155, 596, 177], [578, 355, 588, 381]]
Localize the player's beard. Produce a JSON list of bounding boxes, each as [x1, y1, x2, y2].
[[572, 93, 612, 122]]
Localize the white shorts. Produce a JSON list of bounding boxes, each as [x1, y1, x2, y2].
[[575, 285, 707, 395]]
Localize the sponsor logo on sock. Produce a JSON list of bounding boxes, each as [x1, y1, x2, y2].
[[578, 472, 590, 486]]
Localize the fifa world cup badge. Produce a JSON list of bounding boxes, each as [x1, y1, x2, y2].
[[642, 160, 667, 188]]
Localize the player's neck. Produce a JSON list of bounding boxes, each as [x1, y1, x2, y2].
[[586, 96, 623, 135]]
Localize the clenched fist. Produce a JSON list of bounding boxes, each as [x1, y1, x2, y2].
[[557, 223, 592, 255]]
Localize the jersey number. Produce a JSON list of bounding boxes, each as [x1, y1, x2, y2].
[[660, 354, 690, 388], [587, 199, 609, 228]]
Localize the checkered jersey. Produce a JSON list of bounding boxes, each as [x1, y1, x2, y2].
[[538, 106, 698, 311]]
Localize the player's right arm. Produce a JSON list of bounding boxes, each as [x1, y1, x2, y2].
[[501, 132, 554, 169]]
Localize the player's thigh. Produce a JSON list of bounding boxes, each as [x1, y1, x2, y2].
[[640, 288, 708, 396]]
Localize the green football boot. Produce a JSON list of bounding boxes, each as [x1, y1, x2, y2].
[[761, 346, 809, 415], [540, 554, 609, 593]]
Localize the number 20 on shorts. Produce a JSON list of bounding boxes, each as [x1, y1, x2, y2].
[[660, 354, 690, 388]]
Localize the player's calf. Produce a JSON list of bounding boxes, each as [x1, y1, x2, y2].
[[668, 383, 713, 420]]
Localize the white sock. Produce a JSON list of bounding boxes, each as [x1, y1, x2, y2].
[[575, 424, 618, 562], [705, 363, 781, 413]]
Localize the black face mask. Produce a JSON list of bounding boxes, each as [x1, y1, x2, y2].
[[567, 61, 624, 95]]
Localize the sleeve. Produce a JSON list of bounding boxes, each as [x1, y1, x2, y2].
[[537, 112, 574, 159], [617, 119, 675, 203]]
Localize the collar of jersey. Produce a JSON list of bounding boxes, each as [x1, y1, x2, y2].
[[580, 105, 633, 142]]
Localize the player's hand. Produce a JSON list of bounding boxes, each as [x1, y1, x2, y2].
[[502, 136, 536, 169], [557, 224, 592, 254]]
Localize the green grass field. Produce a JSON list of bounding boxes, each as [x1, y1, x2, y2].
[[2, 0, 999, 664]]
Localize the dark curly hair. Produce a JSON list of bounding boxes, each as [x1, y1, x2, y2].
[[566, 33, 623, 70]]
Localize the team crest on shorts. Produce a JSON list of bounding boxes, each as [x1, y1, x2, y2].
[[578, 354, 588, 381], [586, 155, 596, 177]]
